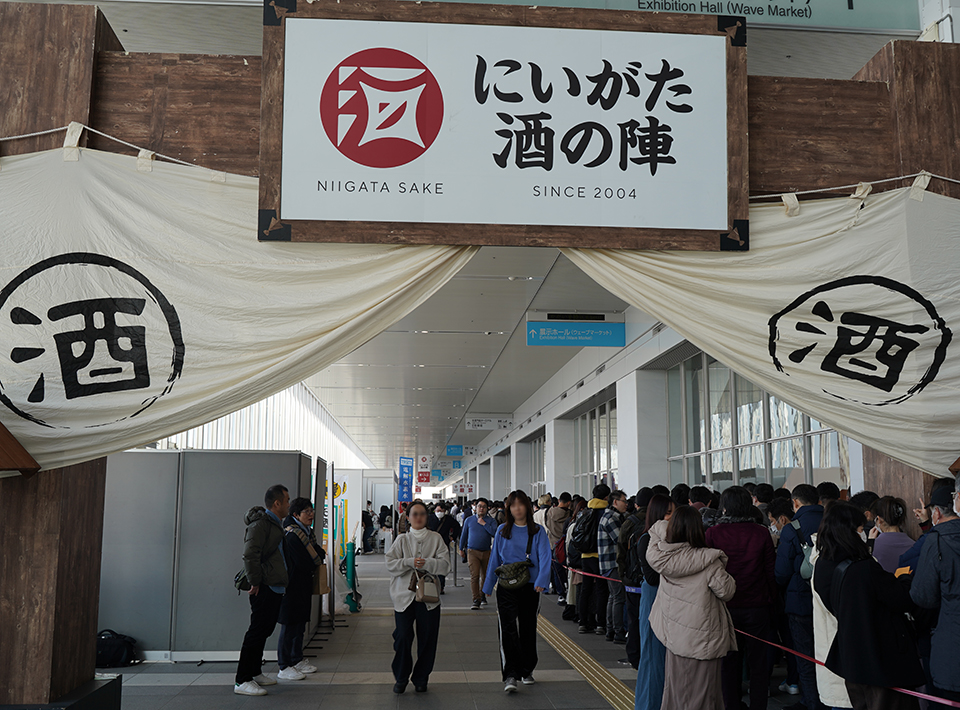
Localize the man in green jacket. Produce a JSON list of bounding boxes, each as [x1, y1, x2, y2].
[[235, 484, 290, 696]]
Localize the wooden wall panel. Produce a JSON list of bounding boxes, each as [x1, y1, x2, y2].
[[0, 4, 115, 156], [89, 53, 262, 176], [0, 420, 40, 474], [855, 41, 960, 200], [862, 446, 941, 541], [747, 76, 895, 196], [0, 459, 107, 704]]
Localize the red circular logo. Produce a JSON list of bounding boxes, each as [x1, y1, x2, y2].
[[319, 48, 443, 168]]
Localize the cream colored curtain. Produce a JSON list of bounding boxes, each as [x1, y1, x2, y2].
[[565, 187, 960, 478], [0, 148, 476, 470]]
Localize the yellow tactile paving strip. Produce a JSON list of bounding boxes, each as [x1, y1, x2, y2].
[[537, 614, 635, 710]]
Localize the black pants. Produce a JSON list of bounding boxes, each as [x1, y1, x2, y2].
[[846, 681, 920, 710], [393, 601, 441, 687], [277, 621, 305, 670], [788, 613, 822, 710], [578, 557, 608, 631], [236, 587, 283, 684], [624, 590, 641, 669], [722, 606, 773, 710], [497, 584, 541, 681]]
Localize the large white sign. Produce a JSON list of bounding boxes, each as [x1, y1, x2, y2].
[[281, 19, 728, 231]]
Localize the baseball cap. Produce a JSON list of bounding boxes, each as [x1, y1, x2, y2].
[[930, 486, 957, 508]]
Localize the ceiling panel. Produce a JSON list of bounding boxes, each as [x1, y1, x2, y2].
[[335, 332, 508, 366]]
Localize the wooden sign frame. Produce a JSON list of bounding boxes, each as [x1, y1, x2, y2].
[[259, 0, 748, 250]]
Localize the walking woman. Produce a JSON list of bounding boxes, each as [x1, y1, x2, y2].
[[483, 489, 553, 694], [813, 502, 925, 710], [646, 506, 737, 710], [634, 494, 674, 710], [385, 500, 451, 694]]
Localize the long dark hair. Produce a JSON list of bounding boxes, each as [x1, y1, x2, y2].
[[645, 494, 674, 533], [502, 489, 539, 540], [666, 505, 706, 548], [816, 501, 870, 562]]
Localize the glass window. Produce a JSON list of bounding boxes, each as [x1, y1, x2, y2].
[[689, 454, 705, 486], [599, 404, 609, 473], [579, 414, 590, 475], [736, 376, 764, 445], [670, 459, 684, 488], [708, 358, 732, 450], [811, 431, 849, 490], [808, 416, 827, 432], [771, 438, 805, 490], [668, 366, 682, 456], [711, 450, 734, 491], [685, 356, 704, 454], [609, 401, 618, 472], [769, 395, 803, 439], [738, 445, 764, 487]]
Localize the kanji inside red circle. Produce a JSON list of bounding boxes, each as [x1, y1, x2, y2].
[[320, 48, 444, 168]]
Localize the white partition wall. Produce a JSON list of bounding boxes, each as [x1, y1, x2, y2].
[[545, 419, 576, 498]]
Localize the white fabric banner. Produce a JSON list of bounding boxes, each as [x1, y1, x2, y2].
[[0, 148, 476, 471], [565, 186, 960, 478]]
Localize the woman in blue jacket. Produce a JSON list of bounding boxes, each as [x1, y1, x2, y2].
[[484, 489, 552, 694]]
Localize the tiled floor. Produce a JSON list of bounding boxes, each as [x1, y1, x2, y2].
[[106, 552, 799, 710]]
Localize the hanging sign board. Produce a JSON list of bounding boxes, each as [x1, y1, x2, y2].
[[399, 456, 415, 502], [259, 0, 748, 250]]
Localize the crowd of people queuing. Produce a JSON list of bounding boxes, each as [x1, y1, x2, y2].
[[233, 475, 960, 710]]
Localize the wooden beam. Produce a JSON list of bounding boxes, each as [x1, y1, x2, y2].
[[0, 420, 40, 476]]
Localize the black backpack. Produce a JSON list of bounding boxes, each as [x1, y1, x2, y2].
[[623, 517, 647, 586], [96, 629, 140, 668], [571, 508, 602, 553]]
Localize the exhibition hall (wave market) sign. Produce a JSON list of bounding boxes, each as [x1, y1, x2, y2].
[[259, 0, 748, 250]]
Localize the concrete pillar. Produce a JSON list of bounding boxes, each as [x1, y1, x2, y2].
[[477, 459, 491, 499], [545, 419, 576, 498], [511, 441, 532, 493], [492, 454, 509, 502], [616, 369, 669, 493]]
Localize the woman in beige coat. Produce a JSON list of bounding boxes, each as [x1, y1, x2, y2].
[[646, 506, 737, 710]]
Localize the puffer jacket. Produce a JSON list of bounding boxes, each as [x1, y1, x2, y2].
[[242, 506, 288, 589], [645, 519, 737, 660]]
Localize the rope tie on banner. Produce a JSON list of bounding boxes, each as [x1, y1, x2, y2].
[[560, 564, 960, 708]]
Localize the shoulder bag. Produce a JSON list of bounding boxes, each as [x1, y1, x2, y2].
[[494, 526, 536, 589], [404, 536, 441, 603]]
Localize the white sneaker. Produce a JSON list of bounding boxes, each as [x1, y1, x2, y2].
[[294, 660, 317, 674], [235, 681, 267, 696], [277, 667, 306, 681], [522, 676, 536, 685], [252, 674, 277, 686]]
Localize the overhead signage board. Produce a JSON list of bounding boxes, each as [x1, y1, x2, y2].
[[417, 455, 430, 472], [259, 0, 748, 251], [527, 321, 627, 347], [453, 461, 462, 470], [446, 444, 463, 457], [466, 417, 514, 430], [399, 456, 414, 502], [417, 471, 431, 483]]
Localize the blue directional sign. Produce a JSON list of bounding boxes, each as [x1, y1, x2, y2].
[[446, 444, 463, 457], [452, 460, 462, 470], [432, 469, 442, 478], [398, 456, 414, 502], [527, 321, 626, 348]]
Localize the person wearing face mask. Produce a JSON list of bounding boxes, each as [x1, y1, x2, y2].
[[385, 499, 451, 694], [814, 502, 925, 710], [427, 502, 461, 594], [868, 496, 914, 574], [909, 478, 960, 708]]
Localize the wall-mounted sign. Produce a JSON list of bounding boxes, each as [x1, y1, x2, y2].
[[446, 444, 463, 457], [399, 456, 414, 502], [466, 417, 514, 430], [259, 0, 747, 250], [527, 321, 627, 347]]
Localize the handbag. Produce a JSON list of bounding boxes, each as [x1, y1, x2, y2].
[[494, 527, 535, 590], [411, 571, 440, 603], [313, 563, 330, 595]]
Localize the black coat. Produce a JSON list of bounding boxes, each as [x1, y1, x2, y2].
[[427, 513, 461, 545], [278, 516, 324, 625], [814, 555, 925, 688]]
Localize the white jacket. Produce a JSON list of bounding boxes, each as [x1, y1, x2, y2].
[[385, 530, 452, 612], [809, 535, 853, 709]]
